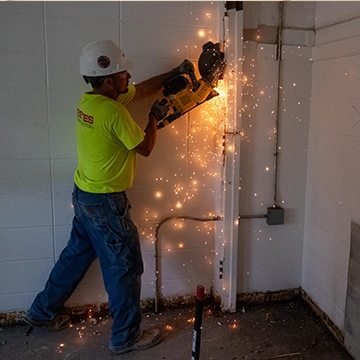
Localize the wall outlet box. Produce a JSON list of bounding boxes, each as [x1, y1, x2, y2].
[[266, 206, 285, 225]]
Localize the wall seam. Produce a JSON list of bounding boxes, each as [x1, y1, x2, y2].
[[42, 2, 56, 262]]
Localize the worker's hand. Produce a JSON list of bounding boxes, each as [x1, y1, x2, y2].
[[150, 100, 169, 121], [172, 59, 195, 76]]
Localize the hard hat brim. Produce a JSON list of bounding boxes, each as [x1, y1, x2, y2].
[[121, 59, 134, 73]]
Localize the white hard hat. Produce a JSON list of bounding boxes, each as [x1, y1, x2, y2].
[[79, 39, 133, 76]]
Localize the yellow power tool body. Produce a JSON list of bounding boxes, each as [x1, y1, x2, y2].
[[157, 41, 226, 129]]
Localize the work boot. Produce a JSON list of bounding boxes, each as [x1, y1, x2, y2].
[[109, 328, 162, 355], [24, 314, 71, 332]]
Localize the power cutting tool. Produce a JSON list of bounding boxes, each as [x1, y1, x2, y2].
[[157, 41, 226, 129]]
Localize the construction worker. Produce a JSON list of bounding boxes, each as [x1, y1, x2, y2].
[[24, 39, 194, 355]]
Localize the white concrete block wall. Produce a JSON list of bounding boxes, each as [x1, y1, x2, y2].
[[4, 1, 358, 335], [0, 1, 223, 312], [237, 2, 313, 294], [0, 2, 54, 312], [121, 1, 224, 300], [238, 39, 312, 293], [302, 1, 360, 330]]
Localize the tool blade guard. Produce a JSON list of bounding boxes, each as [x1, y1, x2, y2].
[[157, 41, 226, 129]]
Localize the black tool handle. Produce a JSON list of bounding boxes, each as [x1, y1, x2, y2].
[[191, 285, 205, 360], [159, 98, 168, 106]]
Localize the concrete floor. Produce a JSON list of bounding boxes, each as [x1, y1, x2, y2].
[[0, 299, 353, 360]]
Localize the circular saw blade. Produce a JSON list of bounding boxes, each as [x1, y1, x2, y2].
[[198, 42, 224, 80]]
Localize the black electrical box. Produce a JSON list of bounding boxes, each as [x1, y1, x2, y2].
[[266, 206, 285, 225]]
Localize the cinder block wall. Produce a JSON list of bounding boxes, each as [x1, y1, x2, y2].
[[302, 2, 360, 354], [238, 1, 314, 293], [0, 1, 223, 311], [3, 6, 360, 355]]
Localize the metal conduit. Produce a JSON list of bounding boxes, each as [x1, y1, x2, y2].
[[237, 2, 284, 220], [239, 214, 266, 219], [154, 215, 222, 313], [273, 1, 284, 205]]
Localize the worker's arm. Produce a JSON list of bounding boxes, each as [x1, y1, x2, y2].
[[133, 71, 173, 102], [133, 60, 195, 101], [134, 114, 157, 157], [134, 100, 169, 157]]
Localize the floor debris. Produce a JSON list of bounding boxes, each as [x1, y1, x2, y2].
[[25, 326, 33, 336], [0, 299, 353, 360], [268, 353, 302, 359]]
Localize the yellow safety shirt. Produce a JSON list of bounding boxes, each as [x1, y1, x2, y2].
[[74, 85, 145, 193]]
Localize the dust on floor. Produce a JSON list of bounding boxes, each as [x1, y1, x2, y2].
[[0, 299, 353, 360]]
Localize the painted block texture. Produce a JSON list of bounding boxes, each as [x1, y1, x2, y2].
[[302, 1, 360, 336], [2, 0, 357, 333], [0, 1, 223, 311], [238, 22, 312, 292]]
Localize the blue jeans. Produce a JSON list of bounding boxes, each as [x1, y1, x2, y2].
[[27, 185, 144, 351]]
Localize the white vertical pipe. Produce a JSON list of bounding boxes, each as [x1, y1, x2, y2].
[[219, 3, 243, 313]]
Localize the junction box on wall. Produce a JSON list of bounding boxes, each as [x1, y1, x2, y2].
[[266, 206, 285, 225]]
